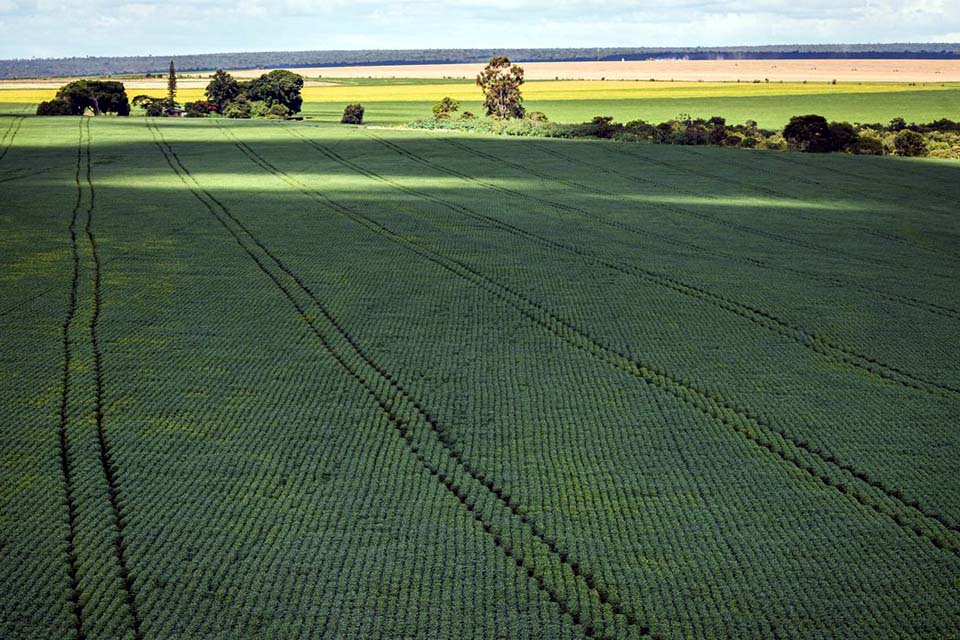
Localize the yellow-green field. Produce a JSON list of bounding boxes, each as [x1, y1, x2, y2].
[[2, 78, 959, 127]]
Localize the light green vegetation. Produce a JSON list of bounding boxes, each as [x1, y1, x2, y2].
[[298, 82, 960, 127], [4, 79, 960, 127], [1, 112, 959, 639]]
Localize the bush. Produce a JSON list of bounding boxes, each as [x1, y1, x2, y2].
[[579, 116, 624, 139], [341, 104, 365, 125], [526, 111, 549, 122], [894, 129, 928, 157], [250, 101, 270, 117], [722, 135, 742, 147], [850, 136, 884, 156], [184, 100, 217, 117], [460, 111, 476, 120], [266, 103, 291, 119], [36, 99, 74, 116], [624, 119, 656, 139], [783, 114, 832, 152], [888, 117, 907, 132], [432, 97, 460, 119], [223, 100, 252, 119], [827, 122, 858, 152]]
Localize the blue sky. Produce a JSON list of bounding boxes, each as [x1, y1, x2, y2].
[[1, 1, 958, 59]]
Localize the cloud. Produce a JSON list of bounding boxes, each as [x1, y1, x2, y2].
[[1, 0, 958, 58]]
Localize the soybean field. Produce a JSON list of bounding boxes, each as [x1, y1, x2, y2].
[[1, 112, 959, 638]]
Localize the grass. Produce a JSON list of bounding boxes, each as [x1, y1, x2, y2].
[[2, 78, 959, 127], [1, 112, 959, 638]]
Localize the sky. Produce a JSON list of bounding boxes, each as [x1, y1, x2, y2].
[[1, 0, 958, 59]]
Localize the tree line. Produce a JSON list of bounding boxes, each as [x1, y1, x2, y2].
[[37, 64, 304, 119], [5, 43, 960, 79]]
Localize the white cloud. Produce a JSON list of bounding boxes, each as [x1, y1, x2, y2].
[[1, 0, 958, 58]]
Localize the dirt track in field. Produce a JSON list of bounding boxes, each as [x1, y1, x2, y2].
[[234, 59, 960, 83]]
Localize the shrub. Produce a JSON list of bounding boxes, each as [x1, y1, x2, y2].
[[184, 100, 217, 117], [722, 135, 742, 147], [888, 117, 907, 132], [894, 129, 928, 157], [432, 97, 460, 119], [132, 95, 170, 117], [341, 104, 365, 125], [526, 111, 549, 122], [681, 124, 709, 145], [585, 116, 624, 139], [827, 122, 858, 152], [850, 136, 884, 156], [739, 136, 758, 149], [250, 101, 270, 117], [624, 119, 656, 139], [266, 103, 291, 119], [460, 111, 476, 120], [223, 99, 252, 119], [36, 99, 74, 116]]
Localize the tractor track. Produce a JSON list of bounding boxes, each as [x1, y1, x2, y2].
[[152, 119, 653, 640], [526, 140, 960, 320], [260, 124, 960, 553], [362, 132, 960, 400], [81, 118, 144, 640]]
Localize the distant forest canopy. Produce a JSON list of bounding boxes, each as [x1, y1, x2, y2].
[[2, 44, 960, 79]]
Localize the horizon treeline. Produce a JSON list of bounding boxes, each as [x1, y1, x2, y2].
[[3, 43, 960, 79]]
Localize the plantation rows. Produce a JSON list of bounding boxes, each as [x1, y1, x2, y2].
[[0, 115, 958, 638]]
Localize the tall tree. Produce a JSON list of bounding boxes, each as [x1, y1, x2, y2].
[[476, 56, 525, 119], [167, 60, 177, 107], [204, 69, 240, 112], [244, 70, 304, 114]]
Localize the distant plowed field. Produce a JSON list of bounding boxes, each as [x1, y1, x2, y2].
[[1, 112, 959, 638], [237, 58, 960, 83]]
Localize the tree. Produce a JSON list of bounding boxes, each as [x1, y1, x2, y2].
[[476, 56, 525, 119], [265, 103, 291, 119], [167, 61, 177, 108], [783, 114, 832, 152], [827, 121, 858, 152], [223, 98, 252, 119], [36, 99, 74, 115], [341, 104, 364, 124], [40, 80, 130, 116], [432, 97, 460, 119], [245, 70, 304, 114], [205, 70, 240, 112], [132, 94, 167, 117], [894, 129, 928, 157]]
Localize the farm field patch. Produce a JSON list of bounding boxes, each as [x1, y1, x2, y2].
[[3, 79, 959, 127], [1, 114, 959, 638]]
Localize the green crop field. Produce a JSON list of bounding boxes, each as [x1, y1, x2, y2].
[[1, 108, 959, 639], [4, 78, 959, 127]]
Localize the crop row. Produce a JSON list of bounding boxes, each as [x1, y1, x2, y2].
[[528, 140, 960, 319], [147, 119, 652, 638], [225, 123, 960, 550], [148, 120, 955, 628]]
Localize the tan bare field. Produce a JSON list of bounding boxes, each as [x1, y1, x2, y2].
[[235, 59, 960, 83]]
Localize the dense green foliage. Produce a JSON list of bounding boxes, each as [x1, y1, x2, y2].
[[37, 80, 130, 116], [432, 96, 461, 119], [244, 69, 304, 114], [341, 103, 364, 124], [1, 113, 959, 639], [409, 112, 960, 158], [477, 56, 525, 119], [204, 69, 241, 112]]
